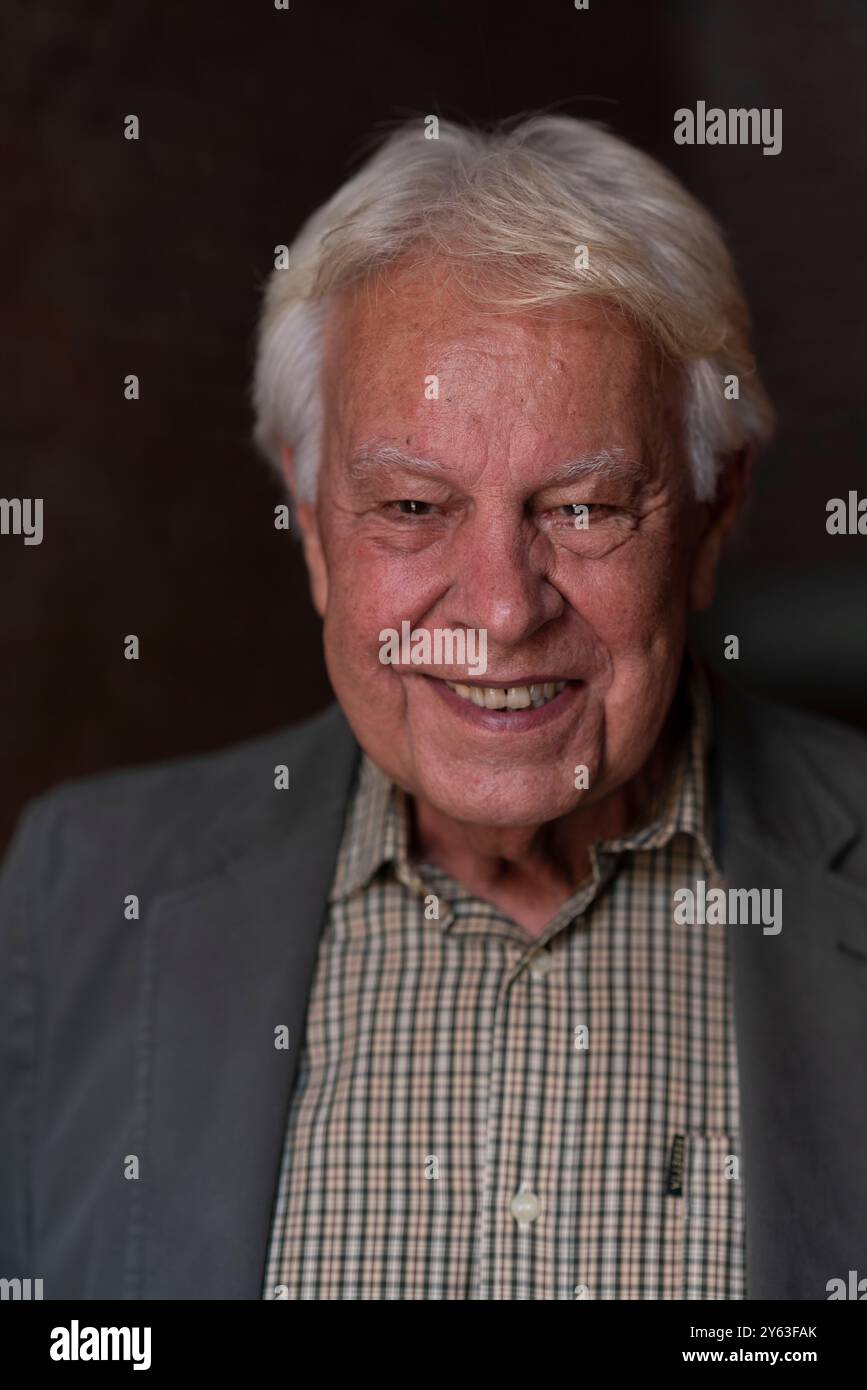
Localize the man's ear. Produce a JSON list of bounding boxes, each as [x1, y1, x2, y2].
[[688, 446, 753, 613], [279, 443, 328, 617]]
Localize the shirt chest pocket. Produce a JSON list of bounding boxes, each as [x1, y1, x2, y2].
[[675, 1133, 746, 1300]]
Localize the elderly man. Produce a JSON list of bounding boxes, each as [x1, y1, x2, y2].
[[1, 117, 865, 1303]]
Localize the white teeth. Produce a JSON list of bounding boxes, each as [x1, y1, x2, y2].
[[484, 688, 507, 710], [447, 680, 567, 710]]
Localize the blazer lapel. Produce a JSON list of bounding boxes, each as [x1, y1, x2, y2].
[[129, 707, 360, 1299], [711, 682, 867, 1299]]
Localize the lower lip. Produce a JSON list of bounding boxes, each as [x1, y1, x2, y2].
[[427, 677, 583, 732]]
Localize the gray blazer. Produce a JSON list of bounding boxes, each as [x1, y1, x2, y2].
[[1, 680, 866, 1300]]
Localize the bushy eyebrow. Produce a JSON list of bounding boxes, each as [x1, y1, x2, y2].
[[347, 443, 450, 482], [541, 449, 649, 488], [346, 443, 648, 488]]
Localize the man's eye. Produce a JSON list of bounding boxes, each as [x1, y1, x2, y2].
[[391, 500, 435, 516], [559, 502, 606, 516]]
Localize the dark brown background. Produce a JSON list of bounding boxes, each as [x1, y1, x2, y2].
[[2, 0, 865, 848]]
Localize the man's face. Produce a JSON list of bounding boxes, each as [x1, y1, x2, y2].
[[289, 256, 735, 829]]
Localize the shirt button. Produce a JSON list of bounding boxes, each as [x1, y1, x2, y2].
[[527, 948, 553, 977], [509, 1188, 541, 1224]]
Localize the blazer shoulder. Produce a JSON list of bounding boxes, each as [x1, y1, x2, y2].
[[711, 677, 867, 868], [3, 701, 359, 897], [714, 680, 867, 780], [33, 700, 348, 809]]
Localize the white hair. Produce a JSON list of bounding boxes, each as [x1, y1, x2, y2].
[[251, 115, 774, 504]]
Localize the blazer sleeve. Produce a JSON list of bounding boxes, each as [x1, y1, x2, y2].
[[0, 794, 57, 1276]]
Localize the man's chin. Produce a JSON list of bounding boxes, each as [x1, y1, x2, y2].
[[410, 770, 588, 831]]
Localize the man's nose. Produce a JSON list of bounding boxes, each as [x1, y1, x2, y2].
[[445, 516, 562, 649]]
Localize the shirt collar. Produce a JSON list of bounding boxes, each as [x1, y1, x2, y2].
[[328, 754, 417, 901], [329, 646, 720, 903]]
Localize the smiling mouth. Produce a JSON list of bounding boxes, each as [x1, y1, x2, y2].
[[444, 680, 569, 711]]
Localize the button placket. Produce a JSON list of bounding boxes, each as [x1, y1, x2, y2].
[[468, 960, 523, 1298]]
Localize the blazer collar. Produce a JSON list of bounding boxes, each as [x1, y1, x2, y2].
[[708, 671, 859, 871]]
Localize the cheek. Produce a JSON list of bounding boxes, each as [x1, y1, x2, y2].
[[321, 541, 425, 675], [557, 533, 690, 648]]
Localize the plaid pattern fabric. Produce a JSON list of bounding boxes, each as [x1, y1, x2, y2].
[[263, 662, 745, 1299]]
